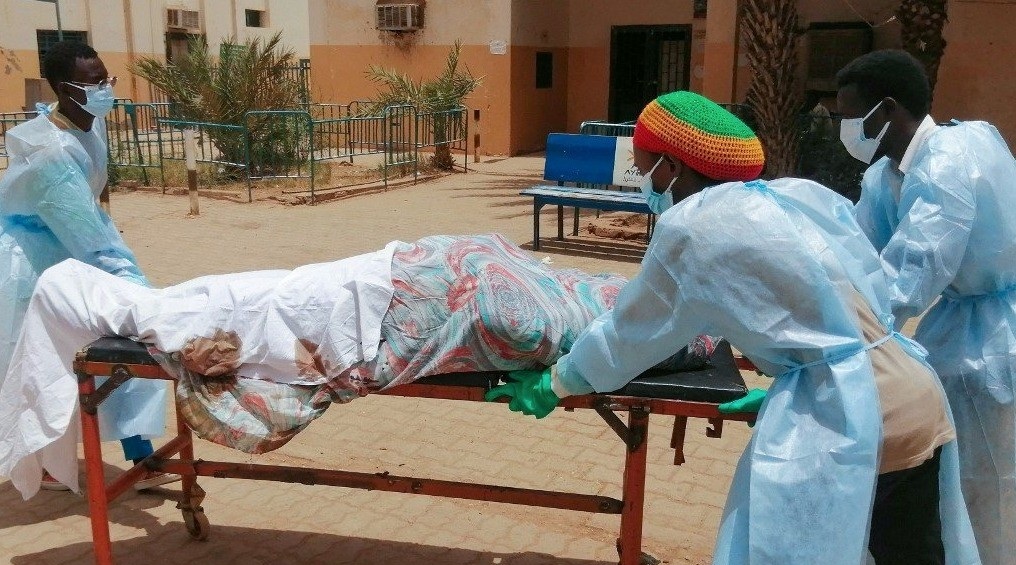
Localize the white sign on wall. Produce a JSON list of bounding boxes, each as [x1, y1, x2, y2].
[[612, 136, 641, 188], [489, 40, 507, 55]]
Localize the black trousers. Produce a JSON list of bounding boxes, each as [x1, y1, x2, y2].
[[868, 447, 945, 565]]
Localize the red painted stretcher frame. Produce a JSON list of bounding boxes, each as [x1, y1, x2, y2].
[[74, 352, 758, 565]]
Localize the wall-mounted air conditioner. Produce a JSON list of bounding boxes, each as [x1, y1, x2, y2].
[[167, 8, 201, 33], [376, 2, 423, 32]]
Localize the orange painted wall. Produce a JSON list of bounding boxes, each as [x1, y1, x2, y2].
[[563, 0, 698, 133], [310, 44, 512, 155], [0, 48, 39, 112], [509, 46, 569, 153], [935, 1, 1016, 146]]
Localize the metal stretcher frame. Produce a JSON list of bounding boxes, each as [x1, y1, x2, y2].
[[73, 342, 757, 565]]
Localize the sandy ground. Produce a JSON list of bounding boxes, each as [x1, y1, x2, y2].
[[0, 155, 765, 565]]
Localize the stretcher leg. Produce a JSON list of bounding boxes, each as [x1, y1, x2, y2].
[[79, 372, 114, 565], [173, 391, 209, 541], [618, 407, 651, 565]]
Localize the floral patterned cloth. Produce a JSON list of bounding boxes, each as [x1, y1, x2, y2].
[[162, 234, 714, 453]]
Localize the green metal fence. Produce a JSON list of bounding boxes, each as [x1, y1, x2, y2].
[[2, 101, 472, 203], [416, 106, 470, 174], [107, 100, 170, 186], [157, 118, 250, 200]]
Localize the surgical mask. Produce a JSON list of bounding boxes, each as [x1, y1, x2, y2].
[[839, 100, 890, 164], [66, 80, 116, 119], [638, 155, 678, 215]]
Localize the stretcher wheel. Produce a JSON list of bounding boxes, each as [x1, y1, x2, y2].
[[182, 509, 210, 541]]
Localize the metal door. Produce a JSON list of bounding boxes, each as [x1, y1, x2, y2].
[[609, 25, 691, 123]]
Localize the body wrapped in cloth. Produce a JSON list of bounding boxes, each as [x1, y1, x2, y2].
[[0, 234, 712, 496]]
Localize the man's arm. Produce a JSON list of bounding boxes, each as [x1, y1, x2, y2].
[[555, 251, 701, 395], [30, 147, 148, 286], [853, 159, 901, 252], [881, 157, 975, 325]]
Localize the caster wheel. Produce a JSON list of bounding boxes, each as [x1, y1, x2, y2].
[[182, 509, 210, 541]]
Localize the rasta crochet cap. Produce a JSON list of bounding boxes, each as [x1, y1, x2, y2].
[[634, 91, 765, 181]]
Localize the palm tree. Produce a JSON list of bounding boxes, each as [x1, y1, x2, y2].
[[896, 0, 949, 91], [131, 33, 303, 174], [740, 0, 803, 178], [366, 40, 482, 170]]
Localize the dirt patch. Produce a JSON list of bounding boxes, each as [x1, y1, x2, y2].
[[585, 211, 652, 244]]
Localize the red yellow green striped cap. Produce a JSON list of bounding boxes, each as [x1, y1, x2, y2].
[[633, 91, 764, 181]]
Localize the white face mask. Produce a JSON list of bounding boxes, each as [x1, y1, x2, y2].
[[839, 100, 890, 164], [638, 155, 678, 215], [67, 81, 116, 118]]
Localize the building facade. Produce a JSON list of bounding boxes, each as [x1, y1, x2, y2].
[[310, 0, 1016, 155], [0, 0, 309, 110]]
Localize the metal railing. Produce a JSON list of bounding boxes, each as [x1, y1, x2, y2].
[[119, 104, 472, 203], [416, 106, 470, 176], [106, 100, 170, 186], [158, 118, 250, 200], [1, 100, 471, 202], [579, 119, 635, 137]]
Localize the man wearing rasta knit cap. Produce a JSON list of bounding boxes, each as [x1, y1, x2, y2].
[[487, 92, 980, 565]]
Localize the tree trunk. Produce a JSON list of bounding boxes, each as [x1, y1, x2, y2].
[[740, 0, 803, 178], [896, 0, 949, 92], [430, 113, 455, 170]]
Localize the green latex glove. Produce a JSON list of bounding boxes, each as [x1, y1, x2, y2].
[[484, 368, 560, 419], [718, 388, 767, 414]]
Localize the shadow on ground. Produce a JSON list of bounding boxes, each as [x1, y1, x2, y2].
[[520, 238, 646, 264], [10, 523, 615, 565]]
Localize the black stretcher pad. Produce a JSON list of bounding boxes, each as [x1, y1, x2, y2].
[[81, 338, 748, 404]]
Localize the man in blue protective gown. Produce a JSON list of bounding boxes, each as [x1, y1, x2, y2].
[[487, 91, 981, 564], [837, 49, 1016, 565], [0, 41, 175, 494]]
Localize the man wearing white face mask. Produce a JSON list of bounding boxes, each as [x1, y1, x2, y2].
[[0, 41, 176, 493], [838, 49, 1016, 565]]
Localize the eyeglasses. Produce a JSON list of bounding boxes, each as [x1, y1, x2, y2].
[[66, 76, 118, 89]]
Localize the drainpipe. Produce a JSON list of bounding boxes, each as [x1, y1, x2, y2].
[[122, 0, 139, 100]]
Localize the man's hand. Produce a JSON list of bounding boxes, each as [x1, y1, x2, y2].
[[718, 388, 767, 414], [484, 367, 560, 419]]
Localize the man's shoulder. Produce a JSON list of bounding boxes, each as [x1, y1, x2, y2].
[[6, 114, 60, 152], [927, 120, 1001, 147]]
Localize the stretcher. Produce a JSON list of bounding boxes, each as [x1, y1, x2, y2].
[[74, 337, 757, 565]]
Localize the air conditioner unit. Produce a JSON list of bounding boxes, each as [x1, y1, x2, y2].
[[167, 8, 201, 32], [376, 3, 423, 32]]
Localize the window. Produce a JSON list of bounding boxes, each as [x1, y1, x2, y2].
[[805, 23, 872, 92], [245, 9, 266, 28], [536, 52, 553, 89], [693, 0, 708, 19], [36, 30, 88, 75]]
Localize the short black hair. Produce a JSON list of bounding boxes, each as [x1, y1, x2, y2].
[[836, 49, 930, 118], [43, 41, 99, 91]]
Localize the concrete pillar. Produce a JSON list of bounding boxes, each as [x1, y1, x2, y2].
[[701, 0, 739, 103]]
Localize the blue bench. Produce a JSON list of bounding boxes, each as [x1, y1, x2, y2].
[[520, 133, 652, 251]]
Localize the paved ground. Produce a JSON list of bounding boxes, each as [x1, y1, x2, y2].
[[0, 156, 763, 565]]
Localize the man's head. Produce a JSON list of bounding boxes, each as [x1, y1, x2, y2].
[[835, 49, 931, 164], [632, 91, 764, 207], [43, 41, 115, 129]]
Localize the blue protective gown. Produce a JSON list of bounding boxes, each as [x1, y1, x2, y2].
[[0, 110, 166, 441], [855, 121, 1016, 565], [556, 178, 981, 564]]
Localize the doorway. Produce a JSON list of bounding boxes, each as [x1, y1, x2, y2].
[[608, 25, 691, 123]]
